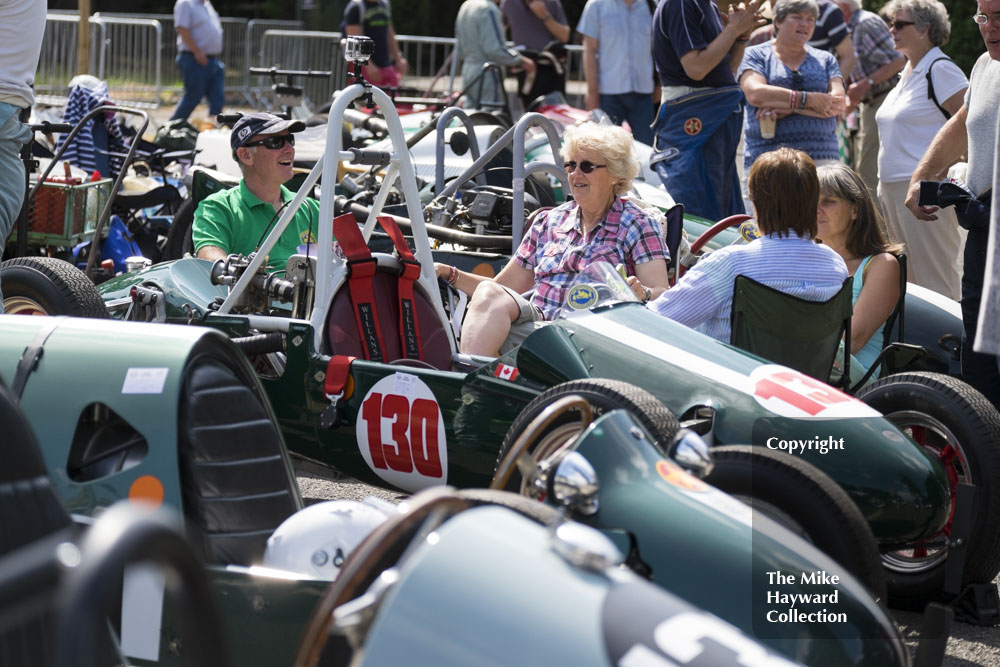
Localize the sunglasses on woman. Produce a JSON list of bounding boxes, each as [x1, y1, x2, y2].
[[563, 160, 607, 174], [246, 134, 296, 150], [790, 69, 804, 91], [885, 19, 915, 30]]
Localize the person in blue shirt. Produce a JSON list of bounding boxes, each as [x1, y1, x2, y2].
[[650, 0, 764, 221], [647, 147, 848, 342], [577, 0, 657, 145]]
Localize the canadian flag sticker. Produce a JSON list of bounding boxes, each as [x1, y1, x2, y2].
[[494, 363, 519, 381]]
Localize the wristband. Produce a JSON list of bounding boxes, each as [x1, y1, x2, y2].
[[789, 90, 797, 109], [799, 91, 808, 109], [447, 265, 458, 285]]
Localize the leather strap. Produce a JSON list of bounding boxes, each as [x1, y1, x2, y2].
[[11, 317, 65, 403]]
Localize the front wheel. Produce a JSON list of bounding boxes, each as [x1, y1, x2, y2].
[[856, 372, 1000, 608], [494, 379, 680, 493], [705, 445, 887, 600], [1, 257, 108, 318]]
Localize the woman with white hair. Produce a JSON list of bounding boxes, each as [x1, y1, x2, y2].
[[738, 0, 847, 175], [435, 121, 670, 357], [874, 0, 966, 299]]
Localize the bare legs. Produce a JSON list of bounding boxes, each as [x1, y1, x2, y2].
[[458, 281, 522, 356]]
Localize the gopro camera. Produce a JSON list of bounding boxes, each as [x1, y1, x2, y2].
[[344, 36, 375, 66]]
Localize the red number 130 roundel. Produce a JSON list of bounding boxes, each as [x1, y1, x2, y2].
[[356, 374, 448, 491]]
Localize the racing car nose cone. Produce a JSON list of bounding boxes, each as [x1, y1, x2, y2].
[[551, 521, 623, 572]]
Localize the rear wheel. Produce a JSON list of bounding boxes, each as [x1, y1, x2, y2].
[[705, 445, 887, 600], [1, 257, 108, 318], [857, 372, 1000, 607]]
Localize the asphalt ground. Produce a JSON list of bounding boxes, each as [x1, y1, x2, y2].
[[296, 468, 1000, 666]]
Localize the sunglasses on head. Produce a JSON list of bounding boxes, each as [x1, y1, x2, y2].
[[563, 160, 607, 174], [245, 134, 295, 150], [886, 19, 915, 30]]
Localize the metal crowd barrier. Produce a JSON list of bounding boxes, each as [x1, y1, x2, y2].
[[94, 17, 163, 106], [35, 15, 104, 102], [219, 17, 251, 100], [258, 30, 346, 109], [38, 13, 590, 111], [394, 35, 458, 96]]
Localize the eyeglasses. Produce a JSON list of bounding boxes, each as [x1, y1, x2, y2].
[[973, 12, 1000, 25], [563, 160, 607, 174], [245, 134, 295, 150], [790, 69, 804, 91], [886, 19, 915, 30]]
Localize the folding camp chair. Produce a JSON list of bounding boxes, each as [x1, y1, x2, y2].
[[729, 275, 854, 390]]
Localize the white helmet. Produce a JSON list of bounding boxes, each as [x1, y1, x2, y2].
[[263, 499, 395, 579]]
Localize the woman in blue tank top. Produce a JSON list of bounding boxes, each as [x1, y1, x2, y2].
[[815, 164, 903, 375]]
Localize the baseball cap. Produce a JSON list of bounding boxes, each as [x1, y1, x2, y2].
[[230, 112, 306, 151]]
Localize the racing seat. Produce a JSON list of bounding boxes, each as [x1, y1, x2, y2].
[[729, 275, 854, 388], [325, 214, 453, 370]]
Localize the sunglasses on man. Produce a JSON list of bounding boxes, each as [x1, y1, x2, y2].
[[245, 134, 296, 150], [563, 160, 607, 174]]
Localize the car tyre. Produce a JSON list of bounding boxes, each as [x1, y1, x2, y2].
[[1, 257, 108, 318], [856, 371, 1000, 608], [705, 444, 887, 601], [495, 378, 680, 491]]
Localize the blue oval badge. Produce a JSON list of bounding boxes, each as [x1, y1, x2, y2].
[[567, 284, 598, 310]]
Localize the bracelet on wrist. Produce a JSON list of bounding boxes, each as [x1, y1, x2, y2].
[[789, 90, 797, 109], [799, 91, 808, 109], [735, 36, 750, 42], [641, 286, 652, 303], [447, 265, 459, 285]]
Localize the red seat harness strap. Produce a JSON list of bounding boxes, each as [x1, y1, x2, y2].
[[333, 213, 388, 362], [376, 215, 425, 361]]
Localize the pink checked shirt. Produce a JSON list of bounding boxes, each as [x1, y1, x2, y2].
[[514, 197, 670, 320]]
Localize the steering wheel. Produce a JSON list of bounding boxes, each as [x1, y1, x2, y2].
[[292, 488, 472, 667], [388, 358, 438, 370], [678, 214, 753, 281], [490, 395, 593, 493], [688, 214, 754, 256]]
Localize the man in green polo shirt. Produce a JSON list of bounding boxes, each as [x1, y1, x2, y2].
[[193, 112, 320, 272]]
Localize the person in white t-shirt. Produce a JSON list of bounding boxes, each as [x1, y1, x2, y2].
[[874, 0, 967, 300]]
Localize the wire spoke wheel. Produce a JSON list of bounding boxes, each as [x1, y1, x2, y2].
[[881, 411, 968, 575]]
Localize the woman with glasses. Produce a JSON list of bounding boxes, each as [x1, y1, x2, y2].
[[873, 0, 966, 300], [737, 0, 847, 185], [434, 121, 669, 357], [193, 112, 320, 272], [815, 163, 903, 378]]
